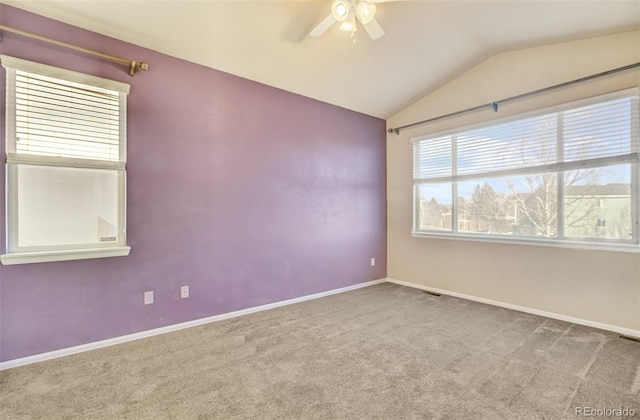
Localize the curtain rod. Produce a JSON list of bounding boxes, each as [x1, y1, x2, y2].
[[0, 24, 150, 76], [388, 62, 640, 135]]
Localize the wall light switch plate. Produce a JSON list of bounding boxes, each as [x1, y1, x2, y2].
[[144, 291, 154, 305], [371, 258, 376, 266], [180, 285, 189, 299]]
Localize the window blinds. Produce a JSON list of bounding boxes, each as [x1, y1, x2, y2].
[[563, 97, 639, 162], [413, 92, 639, 182], [14, 70, 122, 162], [413, 135, 452, 179]]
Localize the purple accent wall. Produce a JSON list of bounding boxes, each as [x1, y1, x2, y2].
[[0, 5, 387, 362]]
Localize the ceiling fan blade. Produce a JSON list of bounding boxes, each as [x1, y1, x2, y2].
[[309, 14, 336, 37], [362, 18, 385, 40]]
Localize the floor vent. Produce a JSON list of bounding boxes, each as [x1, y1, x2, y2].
[[618, 335, 640, 344], [423, 291, 441, 297]]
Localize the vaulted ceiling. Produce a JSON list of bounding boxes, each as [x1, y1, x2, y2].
[[3, 0, 639, 118]]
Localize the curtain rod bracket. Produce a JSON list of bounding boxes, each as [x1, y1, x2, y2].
[[129, 60, 150, 76]]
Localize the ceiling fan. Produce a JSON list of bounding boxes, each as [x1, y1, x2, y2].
[[309, 0, 386, 40]]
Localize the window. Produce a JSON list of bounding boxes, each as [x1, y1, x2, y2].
[[1, 56, 131, 265], [412, 89, 639, 251]]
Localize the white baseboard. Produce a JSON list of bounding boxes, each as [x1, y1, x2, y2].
[[0, 278, 387, 371], [386, 277, 640, 339], [6, 277, 634, 371]]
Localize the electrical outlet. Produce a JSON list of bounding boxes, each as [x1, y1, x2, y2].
[[144, 291, 154, 305], [180, 285, 189, 299], [371, 258, 376, 266]]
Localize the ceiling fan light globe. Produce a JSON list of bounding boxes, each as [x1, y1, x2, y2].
[[331, 1, 350, 22], [356, 2, 376, 24], [339, 13, 357, 32], [339, 21, 355, 32]]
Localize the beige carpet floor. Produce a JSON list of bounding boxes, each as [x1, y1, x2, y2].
[[1, 283, 639, 419]]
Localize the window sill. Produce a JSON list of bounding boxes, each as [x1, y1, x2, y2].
[[0, 246, 131, 265], [411, 232, 640, 253]]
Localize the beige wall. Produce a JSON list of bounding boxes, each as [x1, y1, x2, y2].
[[386, 31, 640, 331]]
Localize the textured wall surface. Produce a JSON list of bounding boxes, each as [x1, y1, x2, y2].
[[0, 5, 387, 361]]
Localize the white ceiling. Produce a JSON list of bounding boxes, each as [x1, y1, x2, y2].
[[3, 0, 640, 118]]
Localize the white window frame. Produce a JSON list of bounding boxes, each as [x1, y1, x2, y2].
[[411, 88, 640, 253], [1, 56, 131, 265]]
